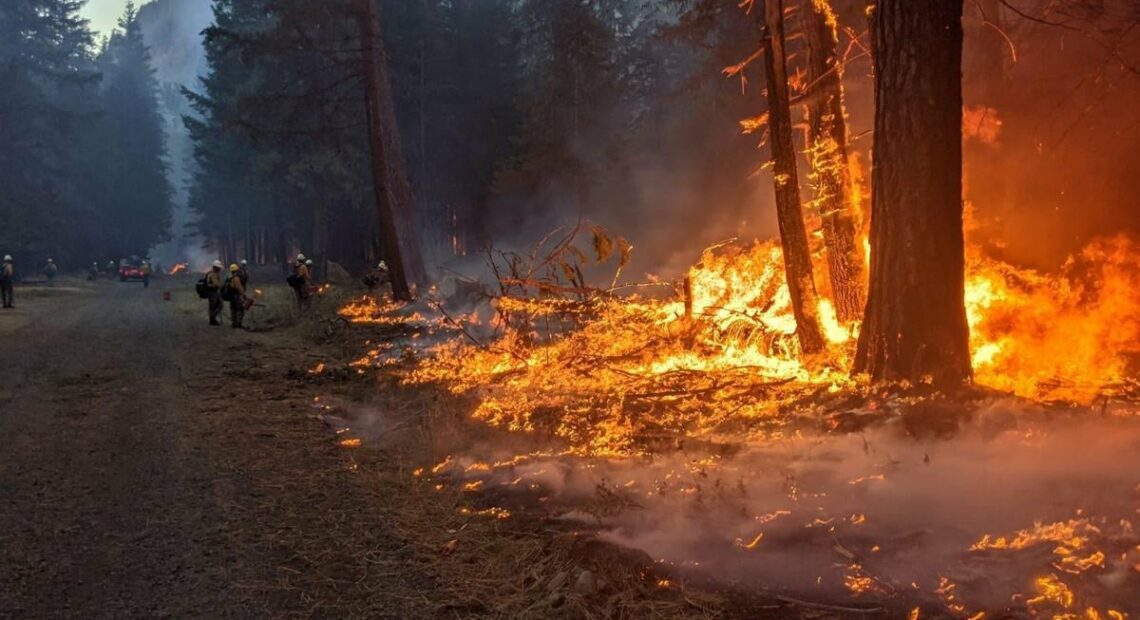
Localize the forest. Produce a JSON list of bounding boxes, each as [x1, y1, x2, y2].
[[3, 0, 1140, 616]]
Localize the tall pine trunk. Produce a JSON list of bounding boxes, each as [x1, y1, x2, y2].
[[357, 0, 425, 301], [757, 0, 826, 355], [854, 0, 971, 386], [801, 0, 866, 323]]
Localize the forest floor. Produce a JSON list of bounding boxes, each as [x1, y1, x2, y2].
[[0, 275, 965, 619], [0, 277, 446, 619]]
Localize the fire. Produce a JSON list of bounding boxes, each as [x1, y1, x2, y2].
[[350, 226, 1140, 455], [338, 296, 432, 326], [402, 239, 858, 455], [168, 262, 188, 275], [966, 236, 1140, 402]]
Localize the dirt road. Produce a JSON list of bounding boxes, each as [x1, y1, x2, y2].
[[0, 281, 443, 618]]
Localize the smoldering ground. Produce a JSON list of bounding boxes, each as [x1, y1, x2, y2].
[[342, 393, 1140, 616]]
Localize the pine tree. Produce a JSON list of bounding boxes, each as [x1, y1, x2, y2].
[[96, 2, 173, 257], [854, 0, 971, 386], [0, 0, 97, 265]]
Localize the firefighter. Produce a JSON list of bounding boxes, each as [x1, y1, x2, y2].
[[205, 260, 224, 325], [226, 263, 247, 329], [1, 255, 14, 309], [237, 259, 250, 288], [44, 258, 58, 285], [88, 262, 99, 281], [364, 260, 391, 298], [141, 260, 152, 288], [290, 253, 312, 310]]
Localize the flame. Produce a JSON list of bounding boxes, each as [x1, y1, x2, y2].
[[966, 236, 1140, 402], [348, 228, 1140, 455], [168, 262, 188, 275]]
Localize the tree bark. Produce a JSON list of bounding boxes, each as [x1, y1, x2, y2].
[[356, 0, 425, 301], [801, 0, 866, 323], [757, 0, 826, 355], [854, 0, 971, 386]]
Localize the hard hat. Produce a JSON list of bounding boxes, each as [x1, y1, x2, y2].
[[296, 253, 306, 262], [229, 264, 239, 272], [47, 258, 54, 262], [212, 260, 223, 269], [240, 259, 248, 265], [305, 259, 313, 265], [378, 261, 388, 270], [3, 255, 11, 261]]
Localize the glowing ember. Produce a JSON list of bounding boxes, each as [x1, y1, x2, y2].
[[168, 262, 188, 275]]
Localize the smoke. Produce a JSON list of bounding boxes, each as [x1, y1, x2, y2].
[[402, 398, 1140, 614], [136, 0, 213, 266], [136, 0, 212, 87]]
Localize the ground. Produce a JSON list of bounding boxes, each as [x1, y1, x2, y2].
[[0, 277, 921, 619], [0, 279, 443, 618]]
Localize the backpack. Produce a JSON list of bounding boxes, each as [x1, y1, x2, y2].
[[286, 273, 301, 288], [220, 280, 235, 302], [195, 277, 211, 299]]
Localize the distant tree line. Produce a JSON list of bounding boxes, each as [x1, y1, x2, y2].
[[183, 0, 768, 276], [0, 1, 172, 270]]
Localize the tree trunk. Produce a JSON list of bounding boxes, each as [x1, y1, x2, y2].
[[312, 198, 329, 282], [854, 0, 971, 386], [757, 0, 826, 355], [357, 0, 425, 301], [801, 0, 866, 323]]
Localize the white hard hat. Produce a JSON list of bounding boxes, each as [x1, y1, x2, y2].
[[378, 261, 388, 269], [296, 253, 306, 262], [305, 259, 313, 265], [3, 255, 11, 261], [47, 258, 54, 262], [240, 259, 248, 265], [212, 260, 223, 268]]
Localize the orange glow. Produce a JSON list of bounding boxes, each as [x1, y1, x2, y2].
[[345, 228, 1140, 455], [966, 236, 1140, 402]]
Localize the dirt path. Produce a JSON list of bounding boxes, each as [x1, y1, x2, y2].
[[0, 281, 445, 618]]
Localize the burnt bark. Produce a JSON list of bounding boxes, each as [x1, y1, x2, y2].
[[356, 0, 425, 301], [757, 0, 826, 355], [801, 0, 867, 323], [854, 0, 972, 386]]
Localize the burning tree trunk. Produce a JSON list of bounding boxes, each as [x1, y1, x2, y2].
[[757, 0, 826, 355], [801, 0, 866, 323], [854, 0, 971, 386], [356, 0, 425, 301]]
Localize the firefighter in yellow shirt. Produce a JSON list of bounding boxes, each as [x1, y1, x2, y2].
[[205, 260, 224, 325], [226, 264, 247, 329]]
